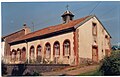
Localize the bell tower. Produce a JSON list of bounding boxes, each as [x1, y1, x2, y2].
[[61, 5, 74, 23]]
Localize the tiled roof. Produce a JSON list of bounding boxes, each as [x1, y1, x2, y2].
[[9, 15, 91, 43], [2, 29, 25, 39]]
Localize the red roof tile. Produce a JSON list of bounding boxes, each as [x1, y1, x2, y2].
[[9, 15, 91, 43], [2, 29, 25, 39]]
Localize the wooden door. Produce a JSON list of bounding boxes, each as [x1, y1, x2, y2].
[[92, 46, 98, 62]]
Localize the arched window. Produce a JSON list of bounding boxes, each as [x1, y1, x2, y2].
[[22, 47, 26, 61], [11, 49, 17, 62], [30, 46, 35, 60], [11, 49, 16, 59], [17, 48, 21, 61], [63, 39, 70, 56], [37, 45, 42, 56], [53, 41, 60, 57], [45, 43, 51, 59]]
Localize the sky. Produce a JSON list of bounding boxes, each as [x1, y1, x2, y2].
[[1, 1, 120, 45]]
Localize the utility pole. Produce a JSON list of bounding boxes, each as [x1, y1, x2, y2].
[[32, 22, 34, 32], [118, 3, 120, 43], [118, 4, 120, 46]]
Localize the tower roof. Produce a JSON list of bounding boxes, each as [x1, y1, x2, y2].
[[61, 10, 74, 17]]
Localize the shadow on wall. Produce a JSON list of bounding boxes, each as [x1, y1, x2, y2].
[[11, 64, 27, 76], [11, 64, 40, 76], [5, 63, 69, 76]]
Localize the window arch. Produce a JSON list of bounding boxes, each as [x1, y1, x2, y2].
[[36, 45, 42, 57], [53, 41, 60, 57], [22, 47, 26, 52], [63, 39, 70, 56], [17, 48, 20, 51], [45, 42, 51, 59], [30, 46, 35, 59], [12, 49, 16, 55], [12, 49, 16, 53]]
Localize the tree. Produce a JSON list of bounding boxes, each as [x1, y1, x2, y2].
[[99, 51, 120, 75]]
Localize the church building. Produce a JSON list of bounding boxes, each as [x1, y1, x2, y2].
[[3, 10, 111, 65]]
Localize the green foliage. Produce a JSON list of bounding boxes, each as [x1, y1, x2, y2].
[[32, 71, 41, 76], [99, 50, 120, 75], [24, 71, 41, 76]]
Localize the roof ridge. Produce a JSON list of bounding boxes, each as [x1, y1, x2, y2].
[[9, 15, 91, 44]]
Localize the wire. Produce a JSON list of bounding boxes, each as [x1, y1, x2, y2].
[[89, 1, 101, 15], [98, 7, 117, 19]]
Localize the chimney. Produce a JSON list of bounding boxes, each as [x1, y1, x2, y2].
[[23, 23, 31, 35]]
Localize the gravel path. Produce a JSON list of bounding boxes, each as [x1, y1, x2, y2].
[[41, 65, 99, 76]]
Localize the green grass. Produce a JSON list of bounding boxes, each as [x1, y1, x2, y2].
[[77, 69, 102, 76]]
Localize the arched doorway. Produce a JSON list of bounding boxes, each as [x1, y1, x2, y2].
[[44, 42, 51, 63], [53, 41, 60, 64], [63, 39, 71, 64], [11, 49, 17, 63], [30, 46, 35, 61], [17, 48, 21, 62], [21, 47, 26, 62], [36, 45, 42, 63]]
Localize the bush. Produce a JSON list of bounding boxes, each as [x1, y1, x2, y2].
[[24, 70, 41, 76], [11, 64, 27, 76], [99, 50, 120, 75], [32, 71, 41, 76]]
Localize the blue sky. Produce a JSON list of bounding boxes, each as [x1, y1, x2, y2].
[[1, 1, 120, 45]]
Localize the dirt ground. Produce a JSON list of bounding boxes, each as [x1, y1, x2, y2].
[[41, 64, 99, 76]]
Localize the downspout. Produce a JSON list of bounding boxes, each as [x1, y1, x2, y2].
[[4, 38, 7, 63]]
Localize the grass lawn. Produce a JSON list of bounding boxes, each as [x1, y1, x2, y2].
[[77, 69, 102, 76]]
